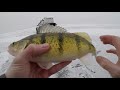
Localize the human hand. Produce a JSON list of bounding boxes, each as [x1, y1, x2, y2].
[[96, 35, 120, 78], [5, 43, 71, 78]]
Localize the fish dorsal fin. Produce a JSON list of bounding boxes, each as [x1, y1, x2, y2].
[[36, 17, 68, 34], [74, 32, 92, 43], [36, 24, 68, 34], [37, 17, 56, 27]]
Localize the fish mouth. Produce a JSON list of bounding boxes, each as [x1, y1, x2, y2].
[[8, 46, 16, 56]]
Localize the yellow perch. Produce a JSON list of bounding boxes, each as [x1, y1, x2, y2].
[[8, 33, 96, 64]]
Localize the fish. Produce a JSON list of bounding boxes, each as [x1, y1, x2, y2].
[[8, 32, 96, 69], [8, 20, 96, 69]]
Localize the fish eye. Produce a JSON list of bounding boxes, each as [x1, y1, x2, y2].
[[12, 42, 15, 45]]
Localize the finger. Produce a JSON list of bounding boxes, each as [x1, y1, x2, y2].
[[116, 56, 120, 66], [96, 56, 120, 76], [100, 35, 120, 51], [23, 43, 50, 59], [106, 49, 117, 55], [48, 61, 71, 76], [116, 60, 120, 66]]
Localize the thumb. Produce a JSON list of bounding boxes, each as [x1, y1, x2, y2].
[[24, 43, 50, 58], [17, 43, 50, 62], [96, 56, 120, 77], [11, 44, 50, 66]]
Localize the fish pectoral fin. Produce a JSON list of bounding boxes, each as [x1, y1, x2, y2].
[[37, 62, 53, 69]]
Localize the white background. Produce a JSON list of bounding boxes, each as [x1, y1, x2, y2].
[[0, 12, 120, 34]]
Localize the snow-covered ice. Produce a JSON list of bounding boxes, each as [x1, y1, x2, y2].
[[0, 25, 119, 78]]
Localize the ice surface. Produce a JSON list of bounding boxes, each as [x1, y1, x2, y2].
[[0, 25, 119, 78]]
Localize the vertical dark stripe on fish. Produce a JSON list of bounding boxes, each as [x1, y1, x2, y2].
[[41, 33, 46, 44], [75, 34, 81, 50], [80, 36, 92, 50], [58, 33, 63, 54]]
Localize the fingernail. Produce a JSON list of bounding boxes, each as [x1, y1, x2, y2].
[[41, 43, 49, 48]]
